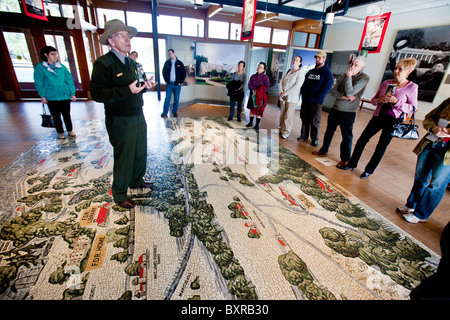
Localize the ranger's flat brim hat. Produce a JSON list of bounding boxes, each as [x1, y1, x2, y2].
[[99, 19, 137, 45]]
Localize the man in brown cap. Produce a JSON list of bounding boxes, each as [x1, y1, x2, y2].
[[298, 50, 334, 146], [90, 19, 157, 209]]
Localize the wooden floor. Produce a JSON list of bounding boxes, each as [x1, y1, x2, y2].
[[0, 92, 447, 255]]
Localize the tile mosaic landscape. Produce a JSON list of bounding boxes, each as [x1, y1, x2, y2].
[[0, 118, 440, 300]]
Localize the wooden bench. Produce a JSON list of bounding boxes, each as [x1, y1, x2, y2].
[[359, 98, 373, 110]]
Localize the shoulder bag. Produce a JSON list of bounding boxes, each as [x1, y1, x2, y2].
[[41, 104, 56, 128], [391, 109, 419, 140]]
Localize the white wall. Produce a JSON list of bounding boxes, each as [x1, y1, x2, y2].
[[323, 6, 450, 120]]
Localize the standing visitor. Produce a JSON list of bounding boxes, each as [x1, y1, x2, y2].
[[278, 55, 305, 139]]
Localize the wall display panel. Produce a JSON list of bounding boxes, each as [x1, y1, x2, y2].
[[289, 47, 333, 75], [284, 47, 333, 109], [165, 36, 249, 106], [195, 42, 247, 85], [382, 25, 450, 103]]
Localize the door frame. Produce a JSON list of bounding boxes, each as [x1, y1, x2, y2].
[[0, 13, 92, 100]]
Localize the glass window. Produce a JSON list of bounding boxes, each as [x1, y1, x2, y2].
[[253, 26, 271, 43], [292, 32, 308, 47], [3, 31, 33, 83], [157, 15, 181, 35], [45, 3, 62, 17], [158, 38, 166, 83], [182, 17, 204, 37], [130, 37, 153, 74], [0, 0, 21, 13], [127, 11, 152, 33], [230, 23, 241, 40], [82, 31, 93, 76], [308, 34, 317, 48], [272, 29, 289, 45], [208, 20, 229, 39], [97, 8, 125, 28], [61, 4, 75, 18]]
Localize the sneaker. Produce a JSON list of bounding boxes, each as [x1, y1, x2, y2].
[[173, 112, 178, 117], [402, 213, 426, 223], [161, 114, 168, 118], [311, 140, 319, 147], [58, 133, 66, 140], [281, 134, 288, 139], [297, 136, 306, 141], [396, 205, 414, 214]]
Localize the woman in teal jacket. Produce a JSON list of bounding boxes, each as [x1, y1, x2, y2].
[[34, 46, 76, 139]]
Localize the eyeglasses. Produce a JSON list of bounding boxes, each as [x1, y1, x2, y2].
[[110, 33, 133, 40]]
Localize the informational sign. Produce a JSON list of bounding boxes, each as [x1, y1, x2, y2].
[[359, 12, 391, 53], [241, 0, 257, 40]]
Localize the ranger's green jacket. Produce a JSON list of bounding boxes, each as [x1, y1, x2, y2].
[[90, 51, 145, 116]]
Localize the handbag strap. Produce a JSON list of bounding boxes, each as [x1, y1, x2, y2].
[[399, 107, 416, 125], [42, 103, 50, 115], [410, 107, 416, 126]]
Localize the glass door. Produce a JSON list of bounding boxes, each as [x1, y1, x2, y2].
[[44, 30, 82, 90], [2, 29, 35, 92]]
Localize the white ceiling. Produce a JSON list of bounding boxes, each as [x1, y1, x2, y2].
[[156, 0, 450, 25]]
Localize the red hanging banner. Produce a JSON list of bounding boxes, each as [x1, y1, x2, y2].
[[241, 0, 257, 40], [20, 0, 48, 21], [359, 12, 391, 54]]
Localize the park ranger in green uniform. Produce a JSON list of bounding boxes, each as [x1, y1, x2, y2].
[[90, 19, 157, 209]]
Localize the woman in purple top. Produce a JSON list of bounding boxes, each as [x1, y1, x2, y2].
[[338, 58, 418, 179], [246, 62, 270, 130]]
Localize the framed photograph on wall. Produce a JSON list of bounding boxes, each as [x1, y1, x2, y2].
[[359, 12, 391, 53], [20, 0, 48, 21], [382, 25, 450, 103]]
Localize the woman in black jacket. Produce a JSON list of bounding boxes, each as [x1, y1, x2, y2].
[[226, 61, 247, 122]]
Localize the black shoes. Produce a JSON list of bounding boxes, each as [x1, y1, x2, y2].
[[311, 140, 319, 147], [297, 136, 306, 141], [337, 164, 354, 170], [360, 172, 371, 179]]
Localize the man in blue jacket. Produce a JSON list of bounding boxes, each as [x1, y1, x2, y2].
[[161, 49, 186, 118], [298, 51, 334, 146]]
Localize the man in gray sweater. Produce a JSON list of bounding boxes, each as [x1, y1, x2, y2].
[[312, 56, 369, 168]]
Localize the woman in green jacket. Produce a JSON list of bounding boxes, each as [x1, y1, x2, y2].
[[34, 46, 76, 140]]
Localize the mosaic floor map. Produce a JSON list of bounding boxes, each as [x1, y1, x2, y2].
[[0, 118, 440, 300]]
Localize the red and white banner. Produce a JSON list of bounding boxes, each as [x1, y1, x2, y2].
[[20, 0, 48, 21], [241, 0, 257, 40], [359, 12, 391, 53]]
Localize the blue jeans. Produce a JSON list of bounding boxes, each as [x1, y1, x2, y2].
[[406, 141, 450, 220], [163, 82, 181, 115], [229, 99, 243, 119]]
